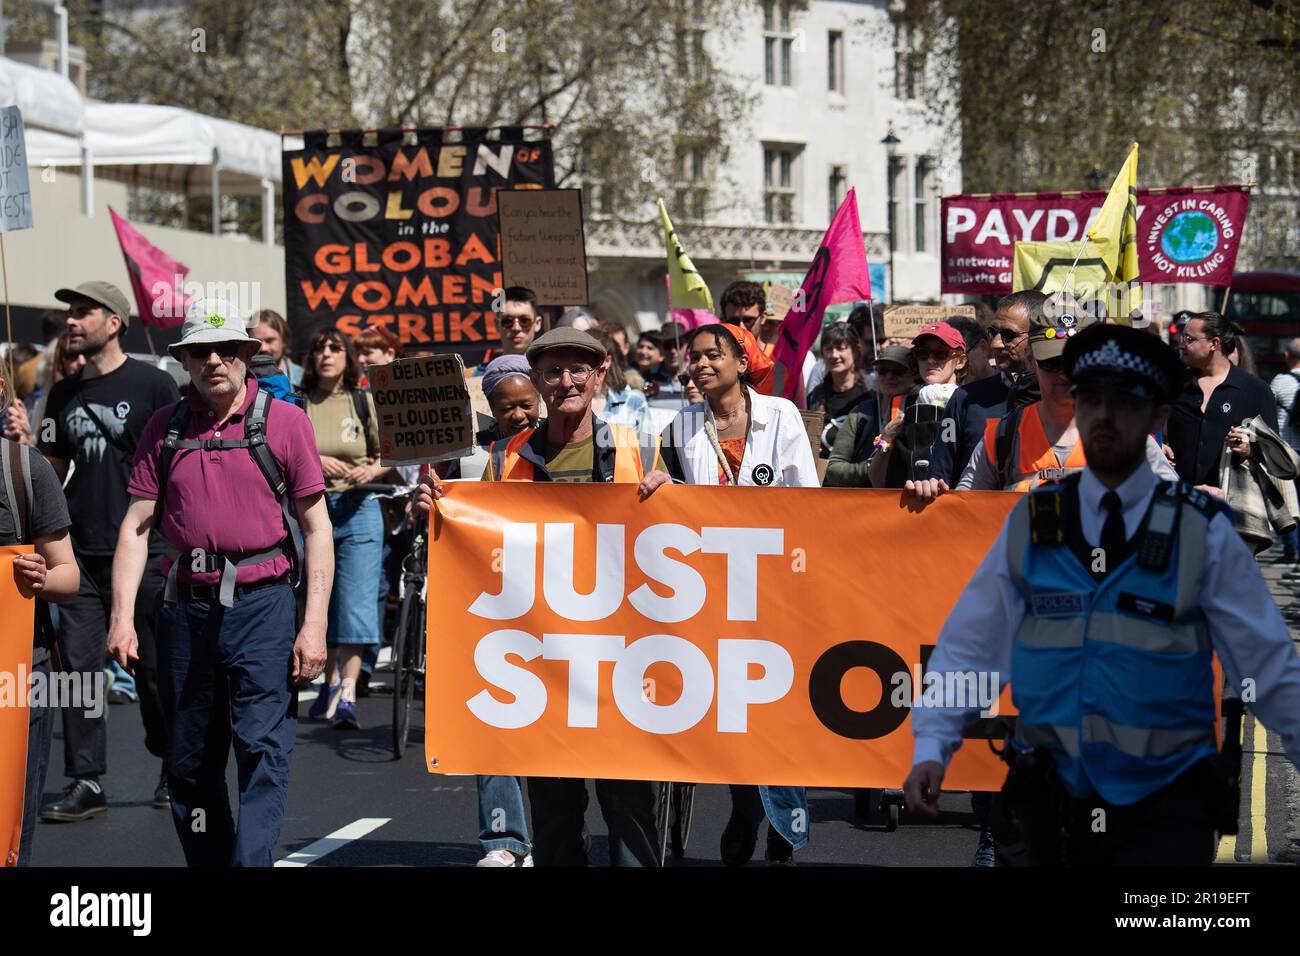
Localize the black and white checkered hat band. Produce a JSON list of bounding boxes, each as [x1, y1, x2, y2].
[[1072, 339, 1160, 382]]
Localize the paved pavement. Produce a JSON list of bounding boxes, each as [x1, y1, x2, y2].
[[28, 552, 1300, 868]]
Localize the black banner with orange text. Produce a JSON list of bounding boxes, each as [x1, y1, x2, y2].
[[282, 127, 554, 365]]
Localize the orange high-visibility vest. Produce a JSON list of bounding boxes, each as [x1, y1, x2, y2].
[[489, 424, 658, 483], [983, 402, 1087, 491]]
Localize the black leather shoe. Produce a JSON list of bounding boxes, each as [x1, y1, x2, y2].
[[40, 779, 107, 822], [764, 824, 795, 866], [153, 768, 170, 809], [720, 808, 758, 867]]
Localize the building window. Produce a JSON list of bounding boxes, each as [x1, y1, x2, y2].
[[764, 145, 801, 224], [764, 1, 795, 87], [828, 31, 844, 94], [894, 22, 923, 100], [914, 158, 934, 253], [676, 0, 708, 80], [828, 165, 847, 222], [887, 156, 905, 252], [674, 144, 709, 221]]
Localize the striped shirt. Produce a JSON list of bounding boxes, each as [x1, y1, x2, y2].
[[1270, 371, 1300, 449]]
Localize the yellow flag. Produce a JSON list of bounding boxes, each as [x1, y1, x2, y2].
[[1012, 239, 1140, 324], [1088, 143, 1139, 279], [658, 199, 713, 312], [1085, 143, 1141, 321], [1012, 241, 1111, 298]]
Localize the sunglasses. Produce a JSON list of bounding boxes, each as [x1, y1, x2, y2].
[[986, 325, 1025, 342], [914, 348, 955, 363], [312, 340, 345, 354], [874, 363, 908, 376], [1037, 356, 1065, 374], [497, 315, 535, 330], [182, 342, 244, 361]]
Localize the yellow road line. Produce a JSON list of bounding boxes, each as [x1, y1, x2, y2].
[[1250, 717, 1269, 863], [1215, 716, 1245, 863]]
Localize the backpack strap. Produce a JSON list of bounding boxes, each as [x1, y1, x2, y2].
[[153, 399, 192, 531], [2, 439, 33, 544], [995, 404, 1025, 491], [244, 389, 305, 589]]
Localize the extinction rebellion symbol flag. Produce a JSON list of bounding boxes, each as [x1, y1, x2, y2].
[[282, 127, 554, 364]]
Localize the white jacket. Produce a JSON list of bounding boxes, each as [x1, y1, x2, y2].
[[663, 387, 821, 488]]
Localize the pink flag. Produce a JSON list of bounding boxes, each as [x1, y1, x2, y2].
[[664, 274, 719, 330], [109, 206, 190, 328], [771, 188, 872, 406]]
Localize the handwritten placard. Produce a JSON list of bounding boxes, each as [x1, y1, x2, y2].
[[368, 354, 474, 464], [0, 107, 33, 233], [883, 304, 976, 340], [498, 188, 588, 306], [766, 283, 795, 324]]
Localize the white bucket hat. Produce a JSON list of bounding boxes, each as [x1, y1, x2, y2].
[[167, 298, 257, 360]]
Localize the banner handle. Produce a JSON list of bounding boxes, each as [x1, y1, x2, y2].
[[0, 233, 15, 402]]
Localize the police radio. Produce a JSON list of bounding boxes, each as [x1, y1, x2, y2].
[[1136, 488, 1181, 571]]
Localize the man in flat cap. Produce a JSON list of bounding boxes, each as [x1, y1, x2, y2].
[[902, 323, 1300, 865], [416, 327, 671, 866]]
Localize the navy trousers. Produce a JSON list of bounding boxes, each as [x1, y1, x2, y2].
[[155, 584, 298, 867]]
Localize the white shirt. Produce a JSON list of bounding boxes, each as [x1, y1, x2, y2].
[[663, 387, 820, 487], [912, 462, 1300, 771]]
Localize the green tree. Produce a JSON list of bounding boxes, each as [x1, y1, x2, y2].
[[899, 0, 1300, 269], [25, 0, 752, 225]]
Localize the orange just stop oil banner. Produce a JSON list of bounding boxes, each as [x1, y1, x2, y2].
[[425, 484, 1019, 790], [1, 545, 36, 866]]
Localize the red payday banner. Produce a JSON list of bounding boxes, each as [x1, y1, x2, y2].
[[942, 185, 1251, 294]]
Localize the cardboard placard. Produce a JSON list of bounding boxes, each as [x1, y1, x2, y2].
[[0, 106, 33, 233], [799, 408, 828, 482], [883, 304, 976, 340], [498, 188, 588, 306], [766, 283, 795, 324], [369, 354, 474, 465]]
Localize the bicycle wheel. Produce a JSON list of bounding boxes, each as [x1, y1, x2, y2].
[[670, 783, 696, 860], [391, 589, 417, 758], [654, 781, 671, 866]]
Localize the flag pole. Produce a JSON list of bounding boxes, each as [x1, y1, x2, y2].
[[1220, 285, 1232, 315], [0, 233, 16, 400], [867, 297, 882, 436], [143, 323, 158, 356]]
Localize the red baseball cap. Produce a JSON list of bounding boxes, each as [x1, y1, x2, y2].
[[913, 322, 963, 350]]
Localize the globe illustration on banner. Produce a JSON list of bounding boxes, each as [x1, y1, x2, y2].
[[1160, 211, 1220, 264]]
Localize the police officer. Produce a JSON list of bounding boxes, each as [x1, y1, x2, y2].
[[108, 300, 333, 866], [903, 323, 1300, 865]]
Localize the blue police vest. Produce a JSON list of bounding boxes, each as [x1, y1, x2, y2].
[[1005, 478, 1220, 806]]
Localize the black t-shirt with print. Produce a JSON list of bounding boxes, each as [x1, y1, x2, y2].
[[38, 358, 180, 554]]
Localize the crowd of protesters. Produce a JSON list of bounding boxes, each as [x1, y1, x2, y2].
[[8, 272, 1295, 869]]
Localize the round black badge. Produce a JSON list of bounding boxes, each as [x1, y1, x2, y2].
[[751, 463, 775, 486]]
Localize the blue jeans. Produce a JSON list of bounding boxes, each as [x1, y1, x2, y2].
[[326, 491, 383, 647], [730, 785, 810, 852], [477, 775, 531, 857], [156, 584, 298, 867]]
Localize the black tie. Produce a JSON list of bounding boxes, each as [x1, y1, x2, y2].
[[1100, 491, 1126, 576]]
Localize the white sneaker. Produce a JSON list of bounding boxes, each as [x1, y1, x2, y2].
[[477, 849, 531, 867]]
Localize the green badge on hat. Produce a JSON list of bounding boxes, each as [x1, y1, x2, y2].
[[205, 312, 225, 328]]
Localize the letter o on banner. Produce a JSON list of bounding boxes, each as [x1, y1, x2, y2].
[[808, 641, 909, 740], [334, 191, 382, 222], [612, 635, 714, 734]]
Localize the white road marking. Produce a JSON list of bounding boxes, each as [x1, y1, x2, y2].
[[275, 817, 391, 867]]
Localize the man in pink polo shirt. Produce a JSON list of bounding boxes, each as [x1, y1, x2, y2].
[[107, 299, 333, 867]]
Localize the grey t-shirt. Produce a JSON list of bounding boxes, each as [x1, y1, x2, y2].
[[0, 442, 71, 544], [0, 441, 71, 659]]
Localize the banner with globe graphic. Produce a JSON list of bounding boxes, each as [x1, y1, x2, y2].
[[941, 185, 1251, 294]]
